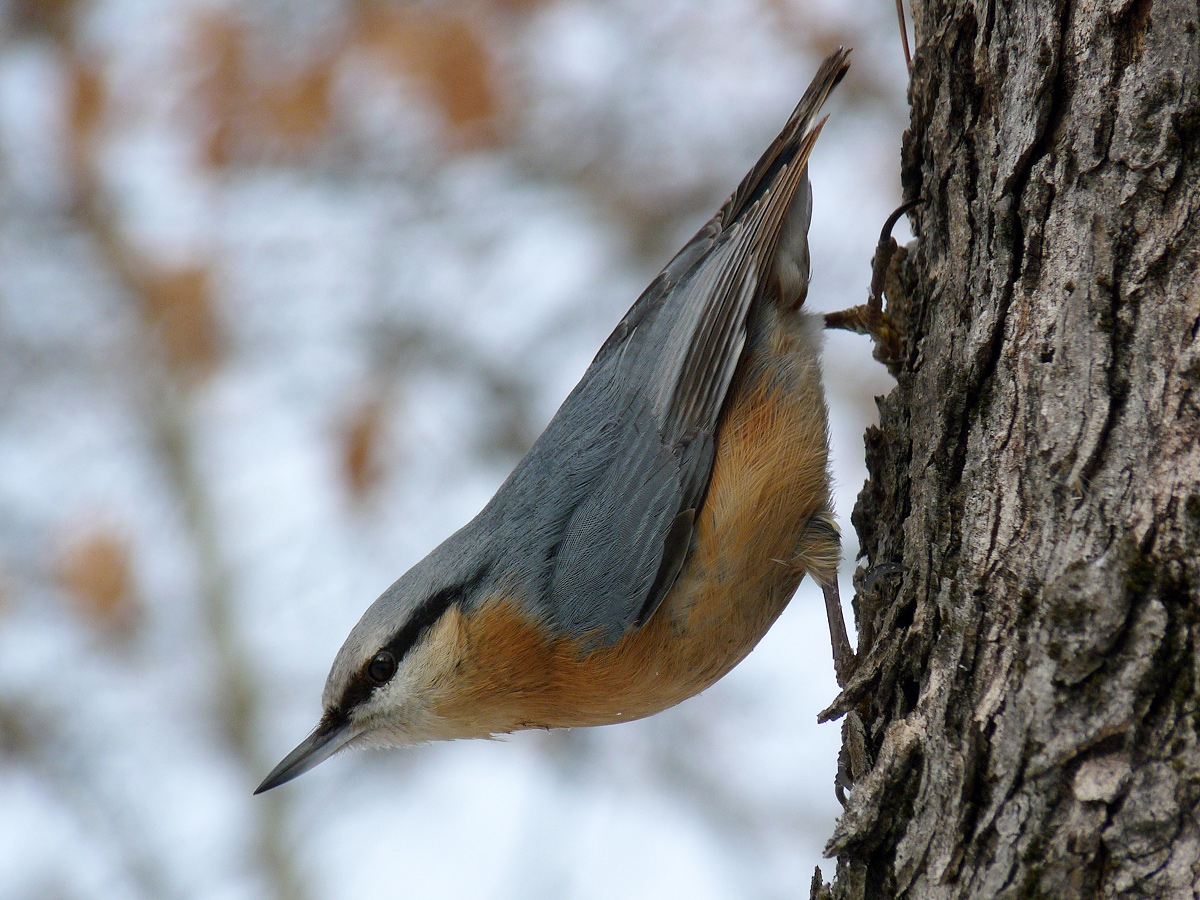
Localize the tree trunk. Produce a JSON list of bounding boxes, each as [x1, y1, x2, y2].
[[815, 1, 1200, 897]]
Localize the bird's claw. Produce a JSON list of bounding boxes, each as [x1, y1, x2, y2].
[[824, 198, 920, 377]]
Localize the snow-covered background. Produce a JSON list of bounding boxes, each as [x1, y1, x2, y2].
[[0, 1, 909, 898]]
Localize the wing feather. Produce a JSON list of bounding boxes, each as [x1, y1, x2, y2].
[[533, 49, 850, 643]]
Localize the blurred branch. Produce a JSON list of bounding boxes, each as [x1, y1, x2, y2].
[[337, 314, 546, 502], [375, 322, 540, 457], [144, 376, 310, 900], [68, 178, 309, 900], [0, 700, 176, 900], [43, 14, 312, 900]]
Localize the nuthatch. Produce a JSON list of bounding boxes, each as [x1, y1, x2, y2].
[[257, 49, 856, 794]]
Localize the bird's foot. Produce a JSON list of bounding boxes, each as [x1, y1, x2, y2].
[[824, 199, 919, 377]]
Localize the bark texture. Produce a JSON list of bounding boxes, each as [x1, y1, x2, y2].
[[817, 1, 1200, 897]]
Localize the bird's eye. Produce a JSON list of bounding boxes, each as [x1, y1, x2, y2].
[[367, 651, 397, 685]]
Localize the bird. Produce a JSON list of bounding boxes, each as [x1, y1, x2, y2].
[[256, 48, 855, 794]]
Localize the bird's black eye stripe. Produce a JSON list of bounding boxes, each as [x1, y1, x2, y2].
[[380, 576, 474, 663], [337, 564, 492, 713]]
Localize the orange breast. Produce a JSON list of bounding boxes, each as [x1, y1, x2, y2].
[[439, 312, 836, 736]]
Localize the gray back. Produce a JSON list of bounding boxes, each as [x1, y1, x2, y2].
[[366, 50, 851, 651]]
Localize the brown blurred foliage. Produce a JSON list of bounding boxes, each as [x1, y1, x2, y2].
[[350, 4, 498, 146], [481, 0, 552, 12], [65, 50, 105, 204], [8, 0, 82, 40], [57, 527, 138, 636], [194, 13, 336, 166], [193, 2, 500, 166], [59, 38, 224, 381], [341, 394, 389, 501], [193, 14, 240, 168], [135, 263, 223, 379]]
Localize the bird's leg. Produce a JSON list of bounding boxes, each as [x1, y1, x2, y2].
[[821, 577, 857, 688], [824, 199, 920, 377]]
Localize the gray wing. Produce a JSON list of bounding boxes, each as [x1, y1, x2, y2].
[[527, 50, 850, 644]]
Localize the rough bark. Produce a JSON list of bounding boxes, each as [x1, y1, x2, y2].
[[816, 1, 1200, 897]]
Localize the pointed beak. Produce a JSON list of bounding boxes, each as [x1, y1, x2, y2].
[[254, 714, 355, 795]]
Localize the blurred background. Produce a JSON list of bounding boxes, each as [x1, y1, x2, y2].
[[0, 1, 909, 898]]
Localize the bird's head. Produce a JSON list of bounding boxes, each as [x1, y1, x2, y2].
[[255, 555, 494, 793]]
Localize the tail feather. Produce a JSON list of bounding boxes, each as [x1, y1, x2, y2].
[[718, 48, 849, 230]]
